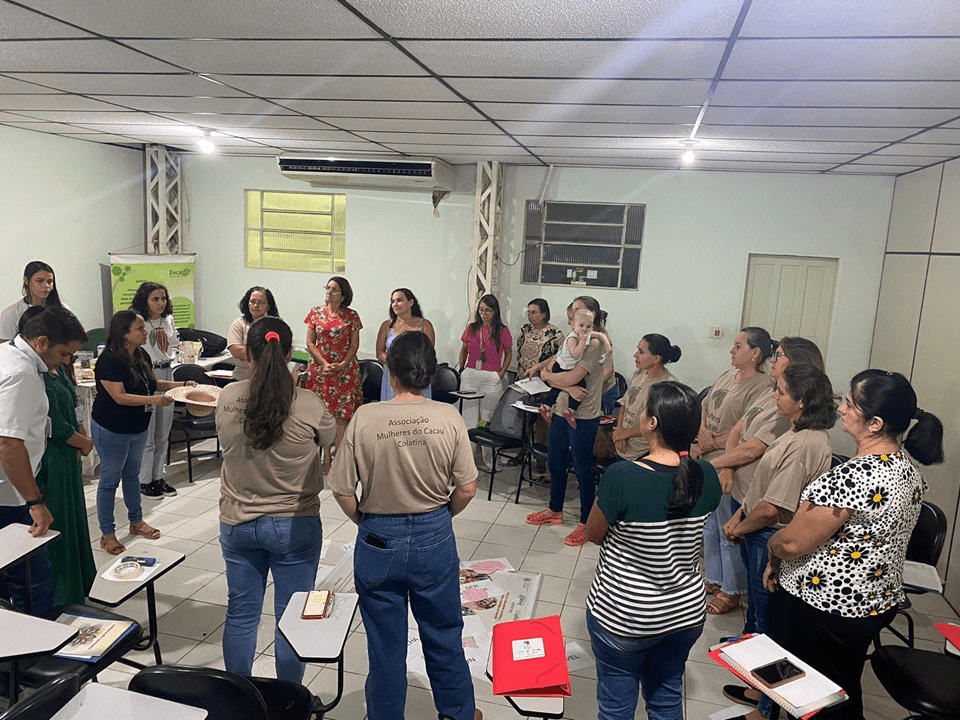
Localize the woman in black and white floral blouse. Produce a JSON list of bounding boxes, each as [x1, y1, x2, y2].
[[726, 370, 944, 720]]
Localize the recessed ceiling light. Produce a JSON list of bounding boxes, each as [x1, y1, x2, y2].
[[197, 130, 216, 154]]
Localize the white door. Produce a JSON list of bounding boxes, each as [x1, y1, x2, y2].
[[741, 254, 838, 356]]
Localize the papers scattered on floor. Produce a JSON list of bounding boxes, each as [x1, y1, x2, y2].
[[565, 641, 594, 674]]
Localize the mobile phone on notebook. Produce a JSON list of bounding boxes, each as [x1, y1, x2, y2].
[[301, 590, 334, 619], [751, 658, 805, 688]]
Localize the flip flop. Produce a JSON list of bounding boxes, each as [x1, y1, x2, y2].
[[129, 521, 161, 540], [706, 591, 740, 614], [100, 535, 126, 556]]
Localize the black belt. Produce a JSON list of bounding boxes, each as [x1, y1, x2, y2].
[[153, 361, 172, 369]]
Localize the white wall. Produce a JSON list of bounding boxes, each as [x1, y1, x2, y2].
[[181, 155, 479, 366], [0, 126, 144, 332], [500, 166, 894, 454]]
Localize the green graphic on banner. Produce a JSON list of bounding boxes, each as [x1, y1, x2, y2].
[[110, 254, 196, 328]]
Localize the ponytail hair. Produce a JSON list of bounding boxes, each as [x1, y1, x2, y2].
[[850, 369, 944, 466], [244, 317, 294, 450], [645, 382, 705, 519], [741, 326, 774, 370]]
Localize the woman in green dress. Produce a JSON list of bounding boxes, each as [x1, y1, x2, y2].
[[37, 361, 97, 605]]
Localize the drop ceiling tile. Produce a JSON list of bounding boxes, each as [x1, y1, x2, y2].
[[209, 127, 360, 141], [16, 0, 379, 38], [875, 143, 960, 157], [448, 78, 711, 105], [704, 106, 960, 128], [385, 145, 536, 157], [904, 128, 960, 144], [477, 103, 700, 124], [0, 76, 59, 93], [850, 154, 941, 165], [697, 124, 908, 142], [724, 38, 960, 81], [70, 122, 204, 136], [5, 72, 242, 96], [350, 0, 743, 39], [330, 118, 500, 133], [694, 160, 838, 172], [59, 133, 144, 145], [276, 99, 481, 120], [0, 94, 122, 111], [214, 75, 459, 101], [0, 40, 175, 73], [90, 96, 284, 114], [2, 121, 103, 133], [13, 110, 177, 124], [524, 136, 885, 153], [828, 165, 912, 174], [685, 80, 960, 108], [0, 3, 91, 38], [695, 150, 858, 163], [500, 121, 690, 137], [354, 132, 519, 146], [155, 112, 331, 130], [271, 139, 389, 151], [538, 156, 681, 167], [740, 0, 960, 37], [401, 40, 724, 79], [125, 39, 424, 76]]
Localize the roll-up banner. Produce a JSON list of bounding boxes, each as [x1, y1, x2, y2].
[[108, 253, 196, 329]]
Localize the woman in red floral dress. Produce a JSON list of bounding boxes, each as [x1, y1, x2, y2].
[[304, 276, 362, 449]]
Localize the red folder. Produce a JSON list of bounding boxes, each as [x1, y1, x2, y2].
[[491, 615, 571, 698], [935, 623, 960, 652]]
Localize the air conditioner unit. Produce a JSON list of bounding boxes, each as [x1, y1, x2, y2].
[[278, 155, 456, 192]]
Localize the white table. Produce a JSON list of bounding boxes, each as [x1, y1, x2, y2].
[[485, 649, 565, 719], [279, 591, 359, 715], [51, 682, 207, 720], [0, 607, 77, 702], [87, 543, 185, 667], [0, 524, 61, 614]]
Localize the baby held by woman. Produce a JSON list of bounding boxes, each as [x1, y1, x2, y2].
[[540, 307, 610, 428]]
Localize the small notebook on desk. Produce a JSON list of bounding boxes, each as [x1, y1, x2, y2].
[[53, 614, 137, 663], [710, 634, 846, 719]]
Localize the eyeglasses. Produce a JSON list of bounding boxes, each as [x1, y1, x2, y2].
[[772, 351, 786, 360], [249, 300, 267, 306], [326, 287, 342, 294]]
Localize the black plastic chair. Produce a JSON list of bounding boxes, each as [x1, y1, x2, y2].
[[168, 364, 220, 483], [0, 674, 80, 720], [870, 644, 960, 719], [431, 364, 460, 404], [2, 601, 144, 695], [469, 388, 530, 500], [358, 359, 383, 403], [177, 328, 227, 357], [881, 501, 949, 647], [129, 665, 313, 720]]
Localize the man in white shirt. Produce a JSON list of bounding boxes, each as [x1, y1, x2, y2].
[[0, 306, 86, 614]]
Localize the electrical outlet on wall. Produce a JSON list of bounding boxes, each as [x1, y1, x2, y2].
[[709, 326, 723, 340]]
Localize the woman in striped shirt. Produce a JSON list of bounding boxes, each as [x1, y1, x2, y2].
[[584, 382, 721, 720]]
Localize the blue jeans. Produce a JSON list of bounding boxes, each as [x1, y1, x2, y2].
[[355, 507, 474, 720], [548, 415, 600, 524], [0, 505, 54, 615], [703, 495, 746, 595], [219, 515, 322, 682], [93, 420, 148, 536], [740, 526, 777, 635], [587, 609, 703, 720]]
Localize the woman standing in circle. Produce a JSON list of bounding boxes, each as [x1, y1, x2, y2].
[[216, 317, 336, 682], [329, 331, 480, 720], [130, 282, 179, 499], [457, 294, 512, 431], [730, 372, 944, 720], [707, 336, 823, 622], [93, 311, 193, 555], [722, 364, 835, 645], [612, 333, 681, 461], [0, 261, 65, 343], [227, 286, 279, 382], [584, 382, 721, 720], [517, 298, 564, 379], [376, 287, 435, 401], [526, 295, 607, 547], [696, 327, 775, 615], [304, 276, 362, 449]]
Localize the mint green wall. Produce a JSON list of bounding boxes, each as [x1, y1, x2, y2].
[[0, 125, 144, 331]]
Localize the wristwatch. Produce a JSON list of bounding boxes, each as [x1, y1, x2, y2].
[[24, 495, 45, 508]]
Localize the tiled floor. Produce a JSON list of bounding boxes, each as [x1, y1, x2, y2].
[[80, 444, 958, 719]]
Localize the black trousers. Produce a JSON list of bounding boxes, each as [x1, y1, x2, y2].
[[767, 589, 895, 720]]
